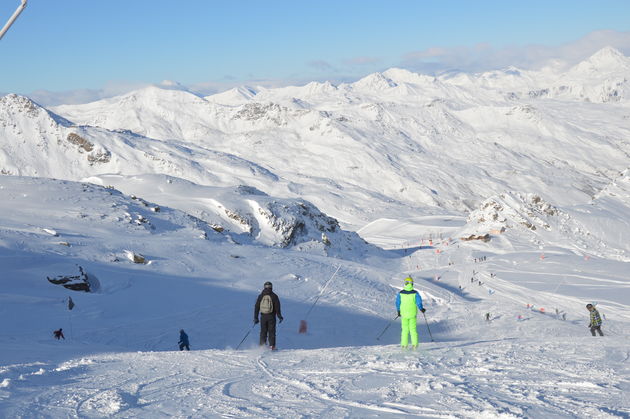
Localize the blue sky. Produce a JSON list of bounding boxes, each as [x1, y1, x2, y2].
[[1, 0, 630, 103]]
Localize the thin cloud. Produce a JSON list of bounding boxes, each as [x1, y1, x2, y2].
[[402, 30, 630, 74], [28, 89, 104, 106], [307, 60, 337, 72], [344, 56, 382, 66], [190, 78, 302, 96], [28, 81, 152, 106]]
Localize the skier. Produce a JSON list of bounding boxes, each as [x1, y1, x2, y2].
[[53, 328, 65, 340], [254, 281, 283, 350], [586, 304, 604, 336], [395, 276, 425, 350], [178, 329, 190, 351]]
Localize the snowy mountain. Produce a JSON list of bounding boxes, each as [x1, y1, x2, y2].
[[1, 47, 630, 417], [526, 47, 630, 103], [41, 48, 630, 226]]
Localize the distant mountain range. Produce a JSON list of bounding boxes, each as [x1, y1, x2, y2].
[[1, 47, 629, 233]]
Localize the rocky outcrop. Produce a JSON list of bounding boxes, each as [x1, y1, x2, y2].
[[47, 266, 91, 292], [468, 192, 559, 232], [66, 133, 94, 152], [461, 233, 491, 242], [67, 133, 112, 164], [124, 250, 147, 264]]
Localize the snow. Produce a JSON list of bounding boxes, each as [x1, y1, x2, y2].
[[2, 340, 627, 418], [0, 175, 628, 417], [0, 47, 629, 417]]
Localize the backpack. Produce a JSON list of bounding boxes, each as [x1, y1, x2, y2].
[[260, 294, 274, 314]]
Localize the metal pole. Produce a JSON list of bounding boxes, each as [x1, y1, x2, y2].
[[236, 323, 256, 350], [68, 310, 74, 340], [303, 265, 341, 320], [422, 311, 434, 342], [0, 0, 28, 41], [376, 315, 399, 340]]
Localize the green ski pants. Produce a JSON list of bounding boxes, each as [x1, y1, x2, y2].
[[400, 316, 418, 347]]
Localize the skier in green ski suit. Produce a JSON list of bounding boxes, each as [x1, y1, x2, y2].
[[395, 276, 425, 349]]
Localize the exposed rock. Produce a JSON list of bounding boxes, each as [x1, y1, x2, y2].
[[210, 224, 224, 233], [461, 234, 491, 242], [468, 192, 558, 232], [66, 133, 94, 152], [124, 250, 147, 264], [47, 266, 91, 292], [224, 208, 252, 233], [87, 150, 111, 163]]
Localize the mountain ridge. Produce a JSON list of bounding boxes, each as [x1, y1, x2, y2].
[[1, 47, 629, 230]]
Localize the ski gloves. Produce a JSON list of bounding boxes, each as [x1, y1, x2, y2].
[[254, 318, 259, 324]]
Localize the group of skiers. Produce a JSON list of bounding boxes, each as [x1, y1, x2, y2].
[[177, 281, 285, 351], [176, 279, 286, 351], [52, 277, 605, 349]]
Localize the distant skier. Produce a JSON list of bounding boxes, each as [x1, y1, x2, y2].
[[586, 304, 604, 336], [395, 276, 425, 350], [53, 328, 65, 340], [178, 329, 190, 351], [254, 281, 283, 350], [485, 312, 491, 321]]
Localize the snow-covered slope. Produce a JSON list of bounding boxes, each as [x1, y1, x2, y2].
[[83, 173, 373, 256], [0, 93, 280, 189], [0, 176, 628, 417]]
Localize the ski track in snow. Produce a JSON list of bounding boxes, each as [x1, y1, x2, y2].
[[1, 340, 628, 418]]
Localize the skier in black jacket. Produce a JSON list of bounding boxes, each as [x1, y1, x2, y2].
[[178, 329, 190, 351], [254, 281, 283, 350]]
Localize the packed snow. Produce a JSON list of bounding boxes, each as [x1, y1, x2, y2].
[[1, 48, 629, 418]]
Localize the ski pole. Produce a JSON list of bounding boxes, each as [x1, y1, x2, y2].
[[236, 323, 256, 350], [422, 311, 434, 342], [376, 315, 399, 340]]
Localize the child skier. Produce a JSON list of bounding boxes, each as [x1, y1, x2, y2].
[[53, 328, 65, 340], [395, 276, 425, 349], [178, 329, 190, 350], [586, 304, 604, 336]]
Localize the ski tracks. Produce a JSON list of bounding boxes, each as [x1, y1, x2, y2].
[[254, 351, 433, 417], [1, 341, 628, 418]]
